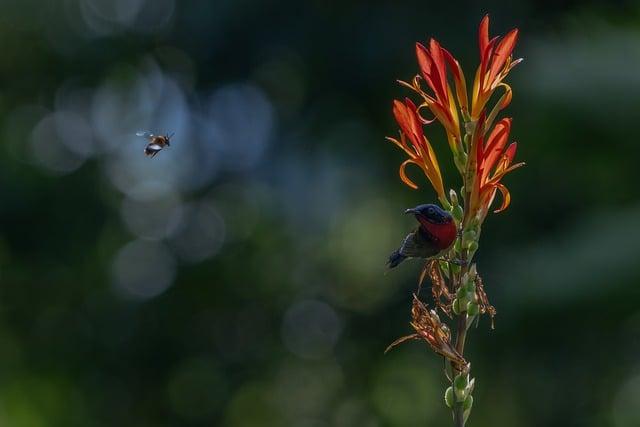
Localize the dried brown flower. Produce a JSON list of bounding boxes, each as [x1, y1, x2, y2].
[[474, 273, 496, 326], [386, 295, 467, 368], [428, 259, 454, 314]]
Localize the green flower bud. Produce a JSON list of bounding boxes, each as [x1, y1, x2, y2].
[[445, 387, 455, 408], [465, 121, 476, 134], [466, 241, 479, 253], [469, 263, 477, 277], [467, 301, 479, 316], [451, 263, 461, 275], [463, 394, 474, 424], [467, 378, 475, 395], [454, 151, 467, 168], [463, 394, 474, 411], [452, 205, 464, 222], [454, 238, 462, 253], [449, 189, 459, 206], [454, 374, 468, 390], [464, 279, 476, 294], [462, 237, 474, 250], [461, 271, 474, 287], [454, 374, 468, 401], [462, 229, 476, 242], [456, 287, 468, 300], [452, 298, 462, 315]]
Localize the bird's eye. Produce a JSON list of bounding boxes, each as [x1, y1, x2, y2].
[[427, 207, 435, 215]]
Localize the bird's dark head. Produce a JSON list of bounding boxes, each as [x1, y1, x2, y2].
[[405, 204, 452, 225], [405, 204, 456, 250]]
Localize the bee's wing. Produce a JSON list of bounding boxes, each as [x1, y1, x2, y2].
[[136, 131, 154, 139]]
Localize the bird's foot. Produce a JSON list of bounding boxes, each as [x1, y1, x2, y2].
[[433, 257, 467, 266]]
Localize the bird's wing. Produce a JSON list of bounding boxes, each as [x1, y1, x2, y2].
[[398, 231, 421, 258], [399, 228, 440, 259]]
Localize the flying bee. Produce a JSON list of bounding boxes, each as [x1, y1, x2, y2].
[[136, 131, 173, 157]]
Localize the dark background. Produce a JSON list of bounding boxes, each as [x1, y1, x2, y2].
[[0, 0, 639, 426]]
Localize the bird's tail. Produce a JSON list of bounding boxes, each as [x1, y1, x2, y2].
[[387, 250, 406, 269]]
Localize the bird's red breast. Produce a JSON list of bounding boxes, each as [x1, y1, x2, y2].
[[418, 218, 457, 250]]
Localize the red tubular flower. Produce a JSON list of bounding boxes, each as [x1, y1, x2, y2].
[[414, 40, 461, 140], [387, 98, 446, 203], [467, 116, 525, 219], [401, 40, 468, 161], [471, 15, 522, 120]]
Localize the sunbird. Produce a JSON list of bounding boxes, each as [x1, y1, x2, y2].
[[387, 204, 458, 268]]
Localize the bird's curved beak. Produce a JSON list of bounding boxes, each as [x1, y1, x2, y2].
[[404, 208, 419, 215]]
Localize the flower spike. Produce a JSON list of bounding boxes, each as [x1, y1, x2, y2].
[[383, 16, 524, 426]]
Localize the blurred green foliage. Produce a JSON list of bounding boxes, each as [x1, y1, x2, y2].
[[0, 0, 640, 426]]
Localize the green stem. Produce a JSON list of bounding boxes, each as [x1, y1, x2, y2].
[[452, 313, 468, 426], [451, 251, 471, 426], [452, 122, 475, 426]]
